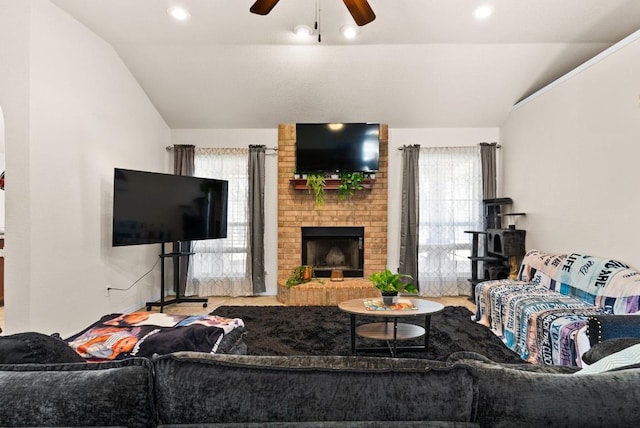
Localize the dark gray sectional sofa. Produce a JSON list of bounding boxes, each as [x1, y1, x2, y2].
[[2, 348, 640, 427]]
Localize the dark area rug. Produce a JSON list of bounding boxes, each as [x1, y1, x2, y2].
[[211, 305, 523, 363]]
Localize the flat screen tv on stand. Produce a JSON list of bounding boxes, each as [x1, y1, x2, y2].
[[112, 168, 228, 312]]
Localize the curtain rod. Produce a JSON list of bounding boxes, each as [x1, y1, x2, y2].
[[397, 142, 501, 150], [165, 146, 278, 152]]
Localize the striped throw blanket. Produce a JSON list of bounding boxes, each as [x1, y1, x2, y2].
[[474, 250, 640, 366]]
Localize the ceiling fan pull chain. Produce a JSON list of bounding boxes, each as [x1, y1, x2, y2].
[[316, 0, 322, 43]]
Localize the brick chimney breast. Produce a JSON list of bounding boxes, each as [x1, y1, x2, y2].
[[277, 124, 388, 285]]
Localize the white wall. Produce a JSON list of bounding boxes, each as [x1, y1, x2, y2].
[[0, 0, 170, 335], [0, 0, 35, 335], [173, 127, 498, 295], [500, 31, 640, 269]]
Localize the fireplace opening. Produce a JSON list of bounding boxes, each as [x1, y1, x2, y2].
[[301, 226, 364, 278]]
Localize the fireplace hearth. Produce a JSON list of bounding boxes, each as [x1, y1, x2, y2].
[[301, 227, 364, 278]]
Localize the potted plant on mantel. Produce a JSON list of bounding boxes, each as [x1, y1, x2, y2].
[[338, 172, 365, 200], [306, 173, 326, 207], [369, 267, 418, 305]]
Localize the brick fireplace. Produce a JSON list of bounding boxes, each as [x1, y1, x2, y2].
[[277, 124, 388, 304]]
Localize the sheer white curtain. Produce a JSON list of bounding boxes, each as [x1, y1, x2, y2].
[[185, 148, 252, 297], [418, 146, 483, 297]]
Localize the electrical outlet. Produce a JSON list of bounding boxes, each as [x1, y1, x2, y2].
[[105, 286, 110, 297]]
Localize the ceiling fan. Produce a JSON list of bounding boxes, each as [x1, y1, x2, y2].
[[250, 0, 376, 26]]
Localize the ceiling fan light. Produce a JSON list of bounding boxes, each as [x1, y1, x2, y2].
[[167, 6, 191, 21], [293, 25, 314, 37], [341, 25, 358, 39]]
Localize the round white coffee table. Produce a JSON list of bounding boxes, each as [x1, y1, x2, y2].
[[338, 298, 445, 357]]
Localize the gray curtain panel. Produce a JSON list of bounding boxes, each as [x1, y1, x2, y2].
[[399, 145, 420, 288], [248, 145, 266, 294], [479, 142, 497, 199], [173, 144, 195, 296]]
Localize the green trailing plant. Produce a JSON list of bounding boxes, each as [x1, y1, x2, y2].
[[286, 266, 306, 287], [306, 173, 326, 207], [286, 265, 314, 287], [338, 172, 365, 200], [369, 267, 418, 294]]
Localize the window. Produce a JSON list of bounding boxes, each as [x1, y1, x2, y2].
[[186, 148, 252, 296], [418, 146, 483, 296]]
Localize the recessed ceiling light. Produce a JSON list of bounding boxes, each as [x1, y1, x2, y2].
[[167, 6, 191, 21], [293, 25, 314, 37], [473, 4, 493, 20], [340, 25, 358, 40]]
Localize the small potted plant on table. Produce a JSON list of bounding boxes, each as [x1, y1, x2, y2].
[[369, 267, 418, 305]]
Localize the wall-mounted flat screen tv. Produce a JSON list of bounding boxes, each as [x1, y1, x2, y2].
[[112, 168, 228, 246], [295, 123, 380, 173]]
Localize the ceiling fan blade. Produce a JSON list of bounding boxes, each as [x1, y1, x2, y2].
[[250, 0, 280, 15], [343, 0, 376, 26]]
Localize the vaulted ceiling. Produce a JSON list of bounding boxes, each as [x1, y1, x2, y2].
[[50, 0, 640, 129]]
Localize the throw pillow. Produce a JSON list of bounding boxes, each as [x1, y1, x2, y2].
[[0, 358, 154, 428], [575, 343, 640, 375], [451, 351, 640, 427], [154, 352, 477, 425], [582, 337, 640, 365], [0, 332, 85, 364]]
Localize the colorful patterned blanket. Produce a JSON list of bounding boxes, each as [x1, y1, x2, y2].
[[474, 250, 640, 367], [65, 312, 245, 361]]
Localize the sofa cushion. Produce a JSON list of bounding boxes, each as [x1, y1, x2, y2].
[[517, 250, 566, 288], [447, 352, 579, 374], [576, 343, 640, 375], [159, 422, 480, 427], [587, 314, 640, 346], [0, 358, 155, 428], [582, 337, 640, 364], [450, 352, 640, 428], [0, 332, 85, 364], [153, 352, 478, 425], [553, 253, 640, 312]]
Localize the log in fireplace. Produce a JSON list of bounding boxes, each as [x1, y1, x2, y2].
[[301, 226, 364, 278]]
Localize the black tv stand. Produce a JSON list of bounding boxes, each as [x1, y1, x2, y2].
[[145, 244, 208, 313]]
